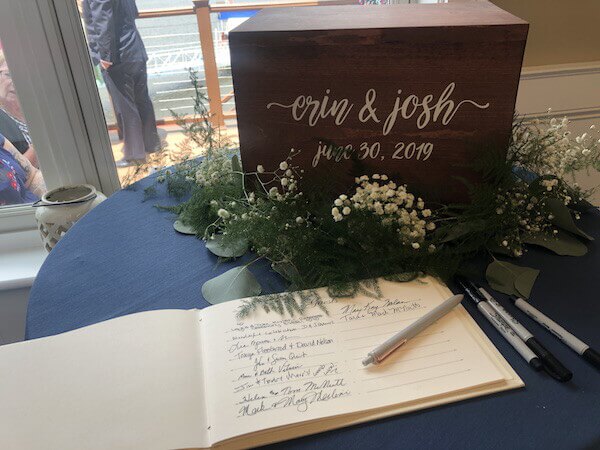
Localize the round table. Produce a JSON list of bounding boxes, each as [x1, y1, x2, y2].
[[27, 176, 600, 449]]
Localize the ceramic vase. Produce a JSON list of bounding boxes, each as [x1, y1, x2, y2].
[[34, 184, 106, 252]]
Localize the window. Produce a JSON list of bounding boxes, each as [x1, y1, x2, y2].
[[0, 0, 120, 234], [72, 0, 248, 188], [71, 0, 359, 187]]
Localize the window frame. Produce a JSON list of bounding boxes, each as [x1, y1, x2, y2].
[[0, 0, 120, 235]]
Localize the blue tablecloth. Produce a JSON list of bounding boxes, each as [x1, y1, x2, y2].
[[27, 176, 600, 449]]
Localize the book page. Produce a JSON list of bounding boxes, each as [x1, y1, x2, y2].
[[201, 277, 506, 444], [0, 310, 210, 450]]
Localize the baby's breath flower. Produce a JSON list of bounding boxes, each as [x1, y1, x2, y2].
[[411, 242, 420, 249], [256, 165, 264, 173], [279, 161, 289, 171], [335, 175, 434, 247], [217, 208, 230, 219]]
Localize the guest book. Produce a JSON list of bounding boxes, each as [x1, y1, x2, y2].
[[0, 277, 522, 449]]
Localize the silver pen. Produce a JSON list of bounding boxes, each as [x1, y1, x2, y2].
[[362, 294, 464, 366]]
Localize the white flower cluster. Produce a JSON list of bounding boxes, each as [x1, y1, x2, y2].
[[195, 149, 232, 187], [212, 153, 307, 233], [494, 179, 561, 257], [512, 114, 600, 179], [332, 174, 436, 250], [256, 153, 302, 203]]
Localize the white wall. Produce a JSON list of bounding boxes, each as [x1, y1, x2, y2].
[[516, 63, 600, 204]]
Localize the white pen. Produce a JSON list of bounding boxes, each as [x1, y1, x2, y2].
[[362, 294, 463, 366], [510, 295, 600, 372]]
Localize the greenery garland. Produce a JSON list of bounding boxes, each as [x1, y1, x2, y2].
[[153, 85, 599, 312]]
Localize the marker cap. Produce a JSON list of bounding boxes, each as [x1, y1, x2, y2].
[[582, 348, 600, 370]]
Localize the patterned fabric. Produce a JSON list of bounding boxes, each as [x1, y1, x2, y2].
[[0, 133, 38, 205]]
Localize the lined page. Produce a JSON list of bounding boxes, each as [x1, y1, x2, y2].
[[201, 277, 504, 444]]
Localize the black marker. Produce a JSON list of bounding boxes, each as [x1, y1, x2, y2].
[[454, 277, 542, 371], [468, 283, 571, 382], [510, 295, 600, 372]]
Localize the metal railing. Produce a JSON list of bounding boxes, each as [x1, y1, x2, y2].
[[135, 0, 356, 128]]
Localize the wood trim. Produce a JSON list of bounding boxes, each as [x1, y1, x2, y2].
[[138, 7, 194, 19], [517, 61, 600, 121], [194, 3, 225, 127]]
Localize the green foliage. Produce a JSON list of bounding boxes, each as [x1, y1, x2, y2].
[[155, 77, 599, 312], [236, 289, 327, 319], [142, 185, 157, 202]]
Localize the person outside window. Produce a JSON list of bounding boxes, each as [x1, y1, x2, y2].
[[0, 45, 40, 168], [0, 133, 45, 206], [82, 0, 161, 167]]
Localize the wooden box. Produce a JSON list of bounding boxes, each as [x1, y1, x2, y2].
[[229, 2, 528, 203]]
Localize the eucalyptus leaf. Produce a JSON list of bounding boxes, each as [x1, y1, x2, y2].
[[201, 266, 262, 304], [523, 232, 588, 257], [205, 234, 249, 258], [485, 260, 539, 298], [514, 269, 539, 299], [546, 198, 594, 241], [173, 220, 196, 235]]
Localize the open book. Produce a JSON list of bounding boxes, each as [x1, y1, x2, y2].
[[0, 277, 522, 449]]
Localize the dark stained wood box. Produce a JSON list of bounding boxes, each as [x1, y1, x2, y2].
[[229, 2, 528, 203]]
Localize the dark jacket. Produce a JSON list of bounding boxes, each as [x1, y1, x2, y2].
[[82, 0, 148, 65]]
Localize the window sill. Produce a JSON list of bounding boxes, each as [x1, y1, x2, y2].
[[0, 230, 47, 291]]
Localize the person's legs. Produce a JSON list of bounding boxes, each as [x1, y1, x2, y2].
[[131, 61, 160, 154], [104, 64, 146, 161], [101, 71, 124, 141]]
